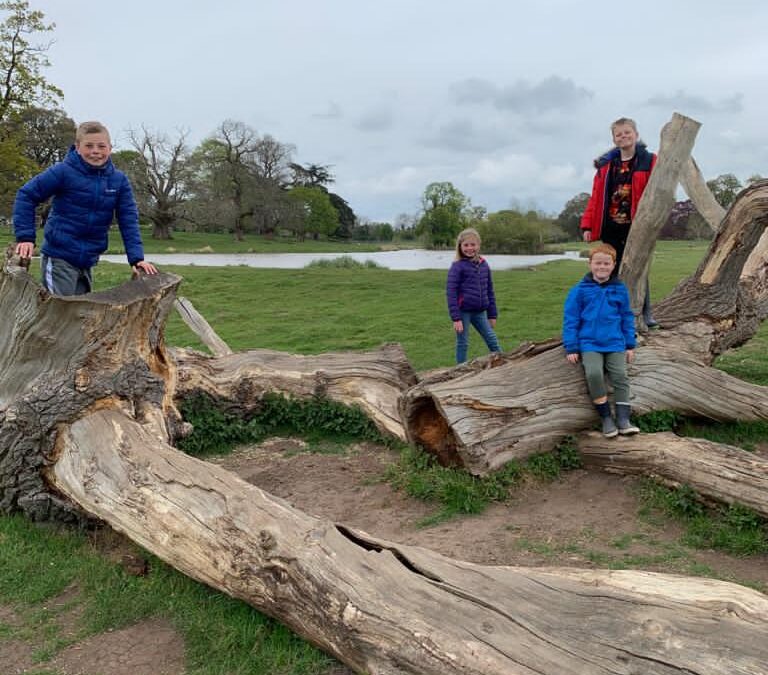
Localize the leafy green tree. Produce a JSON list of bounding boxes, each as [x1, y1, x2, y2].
[[9, 105, 74, 168], [706, 173, 743, 209], [0, 1, 62, 126], [287, 186, 338, 240], [417, 181, 468, 248], [556, 192, 590, 240], [0, 133, 36, 217], [289, 162, 334, 188], [327, 191, 356, 239], [477, 209, 562, 254]]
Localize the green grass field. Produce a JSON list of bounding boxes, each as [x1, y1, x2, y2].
[[3, 236, 768, 673]]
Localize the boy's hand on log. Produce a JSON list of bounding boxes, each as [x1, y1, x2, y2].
[[132, 260, 159, 278], [15, 242, 34, 259]]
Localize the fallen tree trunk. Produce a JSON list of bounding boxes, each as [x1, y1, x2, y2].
[[49, 407, 768, 675], [172, 343, 417, 440], [400, 341, 768, 473], [578, 431, 768, 518]]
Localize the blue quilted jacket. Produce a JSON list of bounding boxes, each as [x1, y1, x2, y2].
[[562, 273, 636, 354], [446, 256, 498, 321], [13, 147, 145, 269]]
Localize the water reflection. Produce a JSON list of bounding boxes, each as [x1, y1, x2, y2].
[[100, 249, 581, 271]]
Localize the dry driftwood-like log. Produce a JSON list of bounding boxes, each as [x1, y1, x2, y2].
[[680, 155, 726, 231], [4, 251, 768, 674], [578, 431, 768, 518], [49, 408, 768, 675], [172, 343, 417, 440], [621, 113, 700, 327], [400, 340, 768, 474], [174, 296, 233, 357]]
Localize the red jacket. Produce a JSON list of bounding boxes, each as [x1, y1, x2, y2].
[[580, 144, 657, 241]]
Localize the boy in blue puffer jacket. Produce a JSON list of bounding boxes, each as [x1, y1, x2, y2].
[[563, 243, 639, 437], [13, 120, 157, 296], [446, 227, 502, 363]]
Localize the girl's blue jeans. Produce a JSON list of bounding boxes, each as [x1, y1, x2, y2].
[[455, 310, 501, 363]]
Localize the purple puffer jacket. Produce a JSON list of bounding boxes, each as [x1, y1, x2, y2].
[[446, 256, 498, 321]]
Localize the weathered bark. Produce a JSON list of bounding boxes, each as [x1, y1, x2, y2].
[[0, 255, 183, 520], [653, 179, 768, 359], [174, 296, 233, 357], [48, 408, 768, 675], [621, 113, 701, 328], [172, 343, 417, 440], [579, 431, 768, 518]]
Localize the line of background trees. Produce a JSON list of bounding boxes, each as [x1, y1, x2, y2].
[[1, 1, 763, 254]]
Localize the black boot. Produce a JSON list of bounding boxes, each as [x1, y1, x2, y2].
[[616, 403, 639, 435], [643, 279, 659, 329], [595, 401, 618, 438]]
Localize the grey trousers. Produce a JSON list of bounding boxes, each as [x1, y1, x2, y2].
[[41, 255, 93, 296], [581, 351, 630, 403]]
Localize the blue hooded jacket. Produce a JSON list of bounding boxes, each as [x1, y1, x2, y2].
[[446, 256, 498, 321], [13, 146, 145, 269], [562, 273, 636, 354]]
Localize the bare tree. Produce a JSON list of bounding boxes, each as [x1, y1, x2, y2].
[[124, 127, 191, 240], [253, 133, 294, 185]]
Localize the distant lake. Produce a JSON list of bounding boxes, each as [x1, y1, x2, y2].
[[100, 249, 582, 271]]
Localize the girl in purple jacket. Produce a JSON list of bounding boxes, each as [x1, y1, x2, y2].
[[446, 228, 502, 363]]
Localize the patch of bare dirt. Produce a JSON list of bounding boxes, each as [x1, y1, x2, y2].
[[47, 617, 185, 675], [0, 584, 185, 675]]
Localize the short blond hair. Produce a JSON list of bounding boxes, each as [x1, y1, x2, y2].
[[75, 121, 111, 143], [455, 227, 481, 260], [610, 117, 638, 134], [588, 243, 617, 262]]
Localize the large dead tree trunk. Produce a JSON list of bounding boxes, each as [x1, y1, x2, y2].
[[4, 251, 768, 673], [46, 408, 768, 675]]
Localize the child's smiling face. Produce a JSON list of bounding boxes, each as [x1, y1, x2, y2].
[[589, 252, 615, 282], [76, 132, 112, 167], [460, 237, 479, 257]]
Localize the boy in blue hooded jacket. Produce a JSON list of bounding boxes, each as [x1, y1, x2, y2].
[[13, 120, 157, 296], [563, 243, 639, 437]]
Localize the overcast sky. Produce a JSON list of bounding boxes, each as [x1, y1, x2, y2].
[[26, 0, 768, 223]]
